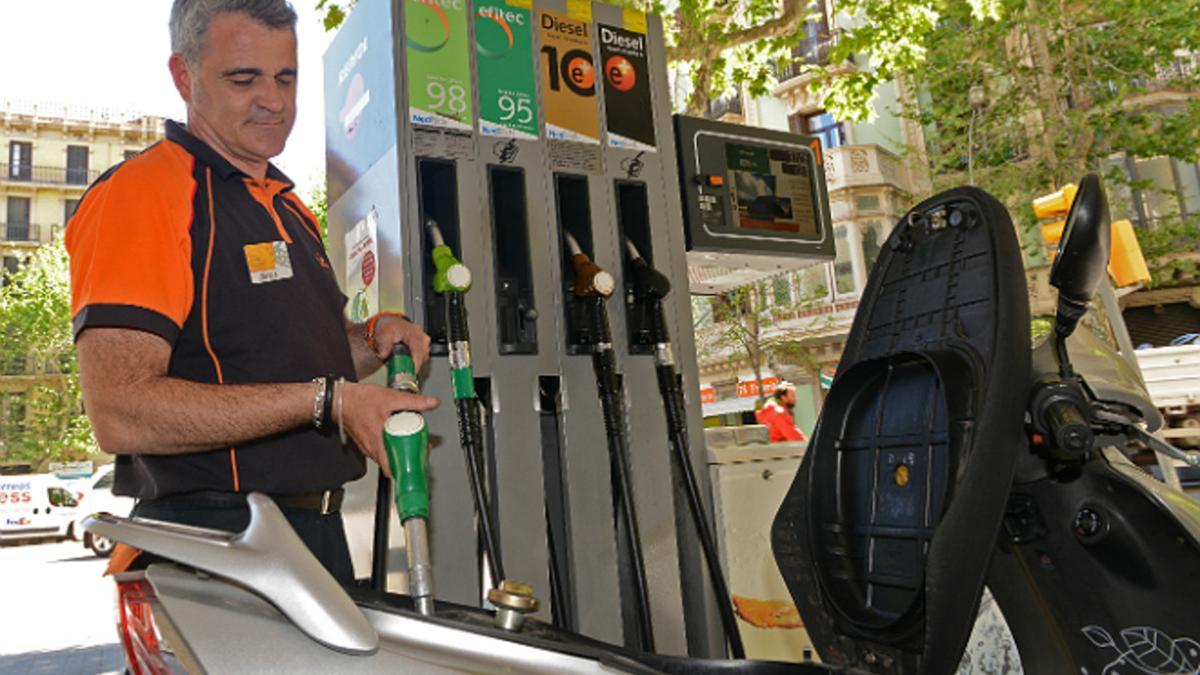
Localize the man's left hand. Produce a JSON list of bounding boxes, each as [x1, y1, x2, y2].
[[372, 315, 432, 373]]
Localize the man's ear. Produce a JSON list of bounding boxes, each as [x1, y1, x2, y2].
[[168, 53, 194, 105]]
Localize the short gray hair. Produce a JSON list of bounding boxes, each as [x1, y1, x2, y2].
[[170, 0, 298, 64]]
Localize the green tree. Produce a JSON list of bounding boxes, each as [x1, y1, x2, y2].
[[695, 273, 834, 408], [0, 236, 95, 466], [811, 0, 1199, 274], [309, 182, 329, 246]]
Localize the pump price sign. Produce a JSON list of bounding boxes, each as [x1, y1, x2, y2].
[[598, 24, 656, 152], [538, 10, 600, 145], [476, 0, 539, 140], [405, 0, 474, 131]]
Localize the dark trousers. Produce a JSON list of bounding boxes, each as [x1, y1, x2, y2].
[[130, 496, 355, 585]]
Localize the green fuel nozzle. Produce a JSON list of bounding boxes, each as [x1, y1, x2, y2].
[[427, 218, 472, 293], [382, 342, 435, 615], [384, 411, 429, 520]]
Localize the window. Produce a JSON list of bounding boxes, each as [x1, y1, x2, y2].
[[2, 256, 19, 286], [4, 393, 27, 433], [773, 275, 793, 307], [833, 225, 856, 295], [854, 195, 881, 212], [66, 145, 90, 185], [691, 296, 714, 329], [860, 220, 886, 274], [47, 486, 78, 508], [64, 199, 80, 225], [8, 141, 32, 180], [795, 265, 831, 304], [792, 111, 846, 150], [94, 471, 115, 491], [1134, 157, 1179, 221], [6, 197, 31, 241]]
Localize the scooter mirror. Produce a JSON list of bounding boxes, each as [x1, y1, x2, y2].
[[1049, 173, 1111, 338]]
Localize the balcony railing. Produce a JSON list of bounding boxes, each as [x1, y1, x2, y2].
[[2, 163, 99, 186], [707, 94, 744, 120], [776, 31, 843, 82], [1, 223, 41, 242]]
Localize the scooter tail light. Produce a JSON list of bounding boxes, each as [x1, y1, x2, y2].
[[115, 577, 172, 675]]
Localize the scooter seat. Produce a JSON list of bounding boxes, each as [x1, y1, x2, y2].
[[771, 187, 1030, 674]]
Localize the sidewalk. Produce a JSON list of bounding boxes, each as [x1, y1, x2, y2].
[[0, 644, 123, 675]]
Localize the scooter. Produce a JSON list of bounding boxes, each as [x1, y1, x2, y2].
[[83, 176, 1199, 675]]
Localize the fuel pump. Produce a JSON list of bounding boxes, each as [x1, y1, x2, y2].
[[625, 238, 746, 659], [426, 218, 507, 587], [563, 231, 655, 652], [382, 344, 435, 615]]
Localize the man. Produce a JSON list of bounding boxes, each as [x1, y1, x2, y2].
[[67, 0, 436, 584], [755, 382, 807, 443]]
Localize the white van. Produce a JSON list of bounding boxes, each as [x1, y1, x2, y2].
[[0, 473, 83, 543], [73, 464, 135, 556]]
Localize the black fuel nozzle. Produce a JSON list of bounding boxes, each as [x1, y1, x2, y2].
[[624, 238, 671, 301]]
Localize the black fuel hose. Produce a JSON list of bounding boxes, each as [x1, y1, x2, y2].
[[586, 296, 655, 653], [445, 293, 506, 585], [629, 244, 746, 659], [428, 219, 506, 586], [564, 231, 654, 652]]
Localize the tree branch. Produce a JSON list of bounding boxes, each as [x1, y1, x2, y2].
[[668, 0, 808, 62]]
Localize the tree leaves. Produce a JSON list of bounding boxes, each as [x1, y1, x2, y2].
[[0, 235, 95, 466]]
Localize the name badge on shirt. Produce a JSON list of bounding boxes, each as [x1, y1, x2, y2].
[[244, 241, 294, 284]]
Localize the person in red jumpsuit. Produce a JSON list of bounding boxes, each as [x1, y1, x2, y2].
[[755, 381, 807, 443]]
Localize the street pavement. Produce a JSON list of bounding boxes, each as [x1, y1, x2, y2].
[[0, 540, 124, 675]]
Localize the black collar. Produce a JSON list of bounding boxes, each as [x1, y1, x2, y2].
[[165, 120, 294, 188]]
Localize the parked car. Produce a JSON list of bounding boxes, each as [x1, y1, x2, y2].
[[73, 464, 134, 557]]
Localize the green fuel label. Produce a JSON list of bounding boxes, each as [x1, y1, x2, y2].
[[476, 0, 538, 140], [405, 0, 473, 131]]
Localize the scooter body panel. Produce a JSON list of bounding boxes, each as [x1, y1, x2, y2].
[[989, 448, 1200, 675]]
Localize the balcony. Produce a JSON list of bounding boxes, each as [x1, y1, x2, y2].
[[821, 144, 919, 194], [1, 222, 41, 243], [2, 163, 99, 187]]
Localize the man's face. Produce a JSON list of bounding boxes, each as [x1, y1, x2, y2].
[[172, 12, 298, 165]]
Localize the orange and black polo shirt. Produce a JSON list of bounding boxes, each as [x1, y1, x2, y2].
[[67, 120, 363, 500]]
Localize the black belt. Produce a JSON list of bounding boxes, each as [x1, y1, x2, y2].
[[152, 488, 345, 515]]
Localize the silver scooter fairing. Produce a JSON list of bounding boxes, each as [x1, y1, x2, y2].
[[84, 496, 844, 674]]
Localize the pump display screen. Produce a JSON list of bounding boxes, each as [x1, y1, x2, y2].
[[726, 144, 819, 236]]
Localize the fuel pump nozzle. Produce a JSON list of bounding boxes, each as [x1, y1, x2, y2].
[[563, 230, 655, 653], [564, 231, 615, 299], [424, 218, 508, 591], [383, 344, 435, 616], [426, 218, 472, 293], [624, 238, 747, 659]]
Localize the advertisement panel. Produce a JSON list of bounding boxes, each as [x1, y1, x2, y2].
[[476, 0, 539, 140]]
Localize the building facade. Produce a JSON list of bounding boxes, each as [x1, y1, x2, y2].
[[1, 99, 165, 461], [694, 0, 931, 432]]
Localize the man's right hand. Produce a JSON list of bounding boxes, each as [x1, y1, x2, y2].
[[337, 381, 438, 478]]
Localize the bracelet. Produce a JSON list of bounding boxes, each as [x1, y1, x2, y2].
[[364, 311, 408, 353], [311, 377, 327, 429], [336, 377, 347, 446], [321, 375, 335, 432]]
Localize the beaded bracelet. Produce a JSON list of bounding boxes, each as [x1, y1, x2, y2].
[[364, 311, 408, 353], [311, 376, 327, 429]]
